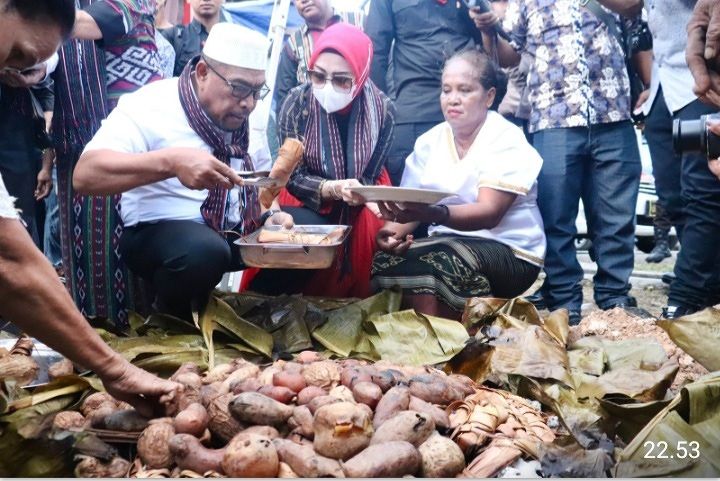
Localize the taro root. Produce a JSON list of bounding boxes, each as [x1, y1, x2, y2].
[[200, 382, 224, 407], [48, 359, 74, 379], [0, 337, 38, 386], [74, 455, 131, 478], [174, 402, 209, 437], [222, 433, 279, 477], [296, 386, 326, 405], [418, 432, 465, 477], [313, 401, 373, 460], [137, 419, 176, 469], [52, 411, 86, 430], [207, 392, 245, 443], [329, 385, 355, 403], [370, 410, 435, 446], [169, 433, 225, 474], [229, 392, 293, 426], [303, 361, 340, 389], [102, 409, 149, 432], [80, 392, 116, 417]]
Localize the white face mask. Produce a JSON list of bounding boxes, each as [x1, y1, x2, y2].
[[312, 83, 354, 113]]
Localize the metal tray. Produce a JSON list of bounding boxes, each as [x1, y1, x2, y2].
[[235, 225, 350, 269]]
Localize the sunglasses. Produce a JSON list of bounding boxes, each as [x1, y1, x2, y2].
[[307, 69, 355, 93], [203, 58, 270, 101]]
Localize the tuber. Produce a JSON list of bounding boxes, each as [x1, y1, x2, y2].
[[370, 410, 434, 446], [373, 385, 410, 428], [222, 433, 279, 477], [296, 386, 326, 405], [137, 419, 175, 469], [229, 392, 293, 426], [342, 441, 421, 478], [173, 402, 209, 437], [169, 433, 225, 475], [273, 438, 345, 478], [352, 382, 383, 410], [418, 432, 465, 477], [313, 402, 373, 460]]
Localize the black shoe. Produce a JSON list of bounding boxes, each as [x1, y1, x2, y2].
[[568, 310, 582, 326], [605, 302, 655, 319], [525, 290, 547, 310], [661, 304, 698, 320], [646, 242, 672, 263], [661, 272, 676, 285]]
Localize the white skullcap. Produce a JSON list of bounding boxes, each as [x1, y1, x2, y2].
[[203, 23, 269, 71]]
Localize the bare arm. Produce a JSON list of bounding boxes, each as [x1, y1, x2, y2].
[[73, 10, 103, 40], [596, 0, 642, 18], [471, 10, 521, 68], [633, 49, 653, 88], [74, 147, 243, 195], [0, 218, 180, 414]]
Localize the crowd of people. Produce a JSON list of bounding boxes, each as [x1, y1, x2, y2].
[[2, 0, 720, 412]]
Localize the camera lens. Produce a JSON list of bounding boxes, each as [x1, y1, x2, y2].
[[673, 118, 703, 154]]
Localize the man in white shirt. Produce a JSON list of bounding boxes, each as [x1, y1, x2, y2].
[[74, 23, 293, 321]]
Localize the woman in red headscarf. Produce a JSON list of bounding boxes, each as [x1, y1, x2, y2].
[[246, 23, 396, 298]]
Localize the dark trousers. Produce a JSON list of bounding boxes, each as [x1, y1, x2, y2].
[[669, 100, 720, 307], [644, 86, 685, 237], [386, 122, 437, 185], [533, 121, 641, 311], [120, 220, 244, 320]]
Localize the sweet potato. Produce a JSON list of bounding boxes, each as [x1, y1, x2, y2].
[[288, 405, 314, 439], [352, 382, 383, 410], [342, 441, 421, 478], [307, 395, 342, 415], [295, 386, 323, 405], [283, 361, 304, 373], [313, 402, 373, 460], [418, 432, 465, 477], [447, 373, 476, 395], [258, 366, 282, 386], [371, 369, 406, 392], [221, 362, 260, 392], [296, 351, 324, 364], [258, 385, 296, 404], [370, 410, 434, 446], [229, 392, 293, 426], [230, 377, 263, 394], [203, 363, 235, 384], [167, 372, 203, 415], [373, 385, 410, 428], [340, 367, 372, 389], [278, 462, 299, 478], [273, 438, 345, 478], [408, 395, 450, 430], [170, 362, 201, 381], [222, 433, 279, 477], [174, 402, 209, 437], [102, 409, 149, 432], [241, 425, 280, 439], [207, 393, 245, 443], [273, 371, 307, 392], [169, 433, 225, 474], [137, 420, 175, 469], [407, 377, 463, 406]]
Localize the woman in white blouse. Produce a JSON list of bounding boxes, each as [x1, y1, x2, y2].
[[371, 50, 546, 320]]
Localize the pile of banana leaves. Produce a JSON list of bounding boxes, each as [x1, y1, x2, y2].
[[0, 293, 718, 477]]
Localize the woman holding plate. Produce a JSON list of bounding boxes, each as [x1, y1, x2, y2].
[[245, 23, 395, 298], [370, 50, 545, 320]]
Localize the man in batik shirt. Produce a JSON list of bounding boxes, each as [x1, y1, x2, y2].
[[474, 0, 643, 324]]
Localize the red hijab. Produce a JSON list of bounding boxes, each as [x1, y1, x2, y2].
[[308, 23, 373, 98]]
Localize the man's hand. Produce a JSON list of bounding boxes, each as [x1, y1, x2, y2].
[[376, 227, 413, 255], [633, 89, 651, 116], [469, 8, 499, 34], [35, 167, 52, 201], [321, 179, 364, 205], [0, 65, 47, 88], [97, 356, 182, 418], [687, 0, 720, 107], [265, 211, 294, 229], [166, 147, 243, 190]]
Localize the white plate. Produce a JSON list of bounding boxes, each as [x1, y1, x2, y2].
[[349, 186, 454, 204], [242, 177, 279, 187]]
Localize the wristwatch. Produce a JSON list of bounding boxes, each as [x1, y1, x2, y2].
[[259, 209, 280, 225]]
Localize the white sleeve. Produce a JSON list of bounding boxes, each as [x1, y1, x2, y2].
[[0, 174, 19, 220], [399, 133, 433, 188], [477, 132, 543, 196], [83, 93, 151, 154]]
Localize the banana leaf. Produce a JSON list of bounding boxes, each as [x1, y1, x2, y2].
[[657, 307, 720, 371], [5, 375, 102, 414], [364, 310, 469, 365], [312, 289, 401, 357], [199, 296, 273, 360], [614, 372, 720, 477], [598, 395, 671, 443], [539, 435, 614, 478], [133, 350, 207, 373]]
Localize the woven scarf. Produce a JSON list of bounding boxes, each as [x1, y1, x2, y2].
[[177, 58, 259, 234]]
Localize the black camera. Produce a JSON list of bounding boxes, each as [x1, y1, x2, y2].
[[673, 113, 720, 159]]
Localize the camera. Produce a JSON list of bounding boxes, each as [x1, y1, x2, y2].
[[673, 113, 720, 159]]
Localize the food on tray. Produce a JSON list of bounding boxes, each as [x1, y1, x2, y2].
[[257, 226, 345, 245]]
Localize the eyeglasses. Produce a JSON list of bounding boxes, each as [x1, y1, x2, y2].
[[307, 69, 355, 93], [203, 58, 270, 101]]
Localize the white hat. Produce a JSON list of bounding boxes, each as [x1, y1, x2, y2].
[[202, 23, 269, 71]]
